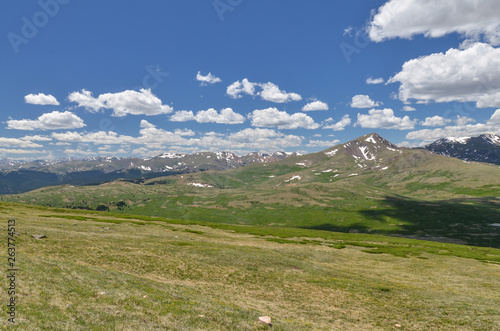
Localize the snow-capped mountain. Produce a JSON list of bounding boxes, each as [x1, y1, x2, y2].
[[424, 134, 500, 165], [0, 151, 298, 194]]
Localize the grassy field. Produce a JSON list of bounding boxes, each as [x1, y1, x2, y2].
[[4, 176, 499, 249], [1, 202, 499, 330]]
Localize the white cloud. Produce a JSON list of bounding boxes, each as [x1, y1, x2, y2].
[[194, 108, 245, 124], [51, 122, 304, 153], [356, 108, 416, 130], [67, 89, 104, 111], [0, 137, 43, 148], [488, 109, 500, 124], [306, 139, 340, 148], [140, 120, 156, 129], [196, 71, 222, 86], [24, 93, 59, 106], [249, 107, 320, 129], [6, 111, 86, 131], [68, 88, 173, 116], [170, 110, 196, 122], [402, 106, 416, 112], [421, 116, 451, 127], [366, 77, 384, 85], [226, 79, 258, 99], [0, 148, 46, 155], [389, 43, 500, 108], [455, 115, 476, 125], [323, 115, 351, 131], [174, 128, 196, 136], [350, 95, 381, 108], [407, 109, 500, 142], [302, 100, 329, 111], [20, 135, 52, 141], [170, 108, 245, 124], [368, 0, 500, 45], [226, 79, 302, 103], [259, 82, 302, 103], [51, 131, 136, 145], [223, 128, 303, 150]]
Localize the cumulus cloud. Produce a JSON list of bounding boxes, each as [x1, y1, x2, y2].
[[51, 122, 304, 154], [402, 106, 416, 112], [488, 109, 500, 124], [249, 107, 320, 129], [366, 77, 384, 85], [350, 95, 381, 108], [302, 100, 329, 111], [68, 88, 173, 116], [226, 79, 258, 99], [194, 108, 245, 124], [323, 115, 352, 131], [170, 108, 245, 124], [0, 148, 46, 155], [0, 137, 43, 148], [421, 116, 451, 127], [24, 93, 59, 106], [306, 139, 340, 148], [223, 128, 303, 150], [368, 0, 500, 45], [389, 43, 500, 108], [407, 109, 500, 142], [226, 79, 302, 103], [196, 71, 222, 86], [455, 115, 476, 125], [51, 131, 136, 145], [356, 108, 416, 130], [259, 82, 302, 103], [6, 111, 86, 131], [170, 110, 196, 122]]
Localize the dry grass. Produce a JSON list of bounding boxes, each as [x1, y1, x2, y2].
[[0, 203, 499, 330]]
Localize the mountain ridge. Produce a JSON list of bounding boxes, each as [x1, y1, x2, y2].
[[424, 134, 500, 165]]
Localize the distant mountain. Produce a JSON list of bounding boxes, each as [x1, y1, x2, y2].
[[424, 134, 500, 165], [0, 151, 298, 194]]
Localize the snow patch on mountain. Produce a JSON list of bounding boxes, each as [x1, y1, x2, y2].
[[325, 149, 338, 157]]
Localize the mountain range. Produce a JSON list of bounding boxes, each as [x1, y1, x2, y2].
[[0, 151, 298, 194], [1, 133, 499, 195]]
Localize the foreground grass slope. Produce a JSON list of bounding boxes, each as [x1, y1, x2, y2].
[[1, 202, 499, 330]]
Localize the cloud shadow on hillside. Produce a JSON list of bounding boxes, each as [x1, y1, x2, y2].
[[304, 196, 500, 249]]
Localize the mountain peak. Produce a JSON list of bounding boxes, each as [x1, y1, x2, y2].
[[425, 134, 500, 165], [354, 133, 398, 149]]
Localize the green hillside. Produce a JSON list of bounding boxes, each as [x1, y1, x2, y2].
[[1, 203, 499, 330]]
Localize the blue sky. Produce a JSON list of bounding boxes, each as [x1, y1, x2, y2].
[[1, 0, 500, 159]]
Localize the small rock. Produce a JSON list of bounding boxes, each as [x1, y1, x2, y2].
[[32, 234, 47, 240], [104, 227, 111, 230], [95, 291, 106, 299], [259, 316, 272, 327]]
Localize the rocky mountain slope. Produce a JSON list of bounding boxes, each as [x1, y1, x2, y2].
[[424, 134, 500, 165]]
